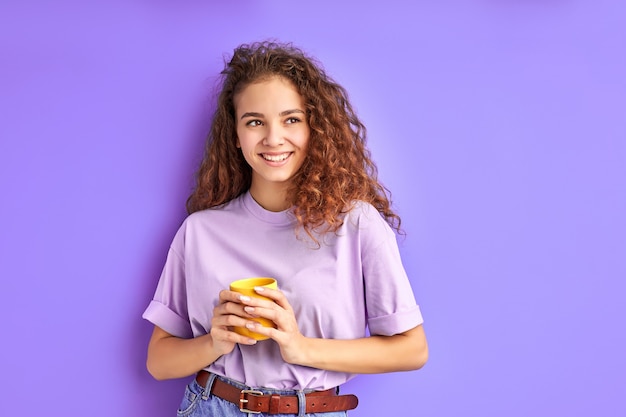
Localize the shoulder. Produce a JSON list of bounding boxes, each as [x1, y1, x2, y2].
[[171, 196, 247, 247], [345, 201, 391, 227], [184, 196, 245, 225], [342, 201, 396, 243]]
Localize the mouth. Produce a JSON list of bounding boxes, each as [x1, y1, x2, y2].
[[260, 152, 292, 162]]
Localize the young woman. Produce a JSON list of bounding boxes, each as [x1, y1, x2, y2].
[[143, 41, 428, 416]]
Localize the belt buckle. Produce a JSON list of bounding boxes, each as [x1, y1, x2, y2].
[[239, 389, 264, 414]]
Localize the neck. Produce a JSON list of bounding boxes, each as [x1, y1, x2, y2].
[[249, 181, 291, 212]]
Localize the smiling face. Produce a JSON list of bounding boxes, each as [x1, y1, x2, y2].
[[234, 76, 310, 210]]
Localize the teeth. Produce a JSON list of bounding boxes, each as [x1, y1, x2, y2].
[[262, 153, 290, 162]]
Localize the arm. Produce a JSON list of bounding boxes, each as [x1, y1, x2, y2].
[[290, 325, 428, 374], [146, 327, 216, 380], [234, 287, 429, 374], [146, 324, 427, 379]]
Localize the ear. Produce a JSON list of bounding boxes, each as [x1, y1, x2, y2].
[[236, 138, 241, 148]]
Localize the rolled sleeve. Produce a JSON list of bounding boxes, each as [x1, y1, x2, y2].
[[142, 300, 193, 339], [367, 305, 424, 336]]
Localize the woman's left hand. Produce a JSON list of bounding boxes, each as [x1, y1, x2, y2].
[[239, 287, 308, 365], [239, 287, 429, 374]]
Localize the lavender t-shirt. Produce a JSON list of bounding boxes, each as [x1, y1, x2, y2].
[[142, 191, 423, 390]]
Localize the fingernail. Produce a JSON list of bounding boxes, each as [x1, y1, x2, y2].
[[239, 295, 251, 302], [244, 306, 255, 313], [246, 322, 256, 329], [254, 286, 264, 292]]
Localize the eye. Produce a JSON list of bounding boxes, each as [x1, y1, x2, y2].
[[246, 119, 263, 127], [285, 117, 301, 124]]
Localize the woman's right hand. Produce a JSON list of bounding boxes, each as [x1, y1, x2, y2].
[[146, 290, 259, 380], [210, 289, 259, 355]]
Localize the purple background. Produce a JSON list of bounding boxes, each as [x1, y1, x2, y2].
[[1, 1, 625, 416]]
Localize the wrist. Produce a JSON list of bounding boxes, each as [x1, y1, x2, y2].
[[286, 334, 314, 367], [206, 333, 228, 359]]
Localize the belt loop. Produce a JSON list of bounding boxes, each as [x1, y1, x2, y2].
[[296, 390, 306, 417], [201, 372, 218, 401]]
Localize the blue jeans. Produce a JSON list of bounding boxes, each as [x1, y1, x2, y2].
[[176, 373, 349, 417]]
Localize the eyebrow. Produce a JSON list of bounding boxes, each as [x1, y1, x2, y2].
[[240, 109, 305, 120]]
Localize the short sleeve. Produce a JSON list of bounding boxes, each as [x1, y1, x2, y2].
[[142, 224, 193, 339], [360, 208, 424, 336]]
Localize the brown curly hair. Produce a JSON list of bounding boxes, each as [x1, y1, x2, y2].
[[186, 41, 401, 241]]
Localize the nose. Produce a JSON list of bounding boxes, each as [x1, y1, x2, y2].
[[263, 123, 285, 147]]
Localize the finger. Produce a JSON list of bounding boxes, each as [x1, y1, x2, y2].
[[211, 313, 244, 328], [253, 287, 293, 311], [243, 305, 296, 334], [211, 326, 257, 345], [243, 305, 280, 322], [214, 300, 258, 329], [214, 301, 254, 319], [252, 286, 281, 299], [219, 289, 251, 304], [243, 321, 275, 339]]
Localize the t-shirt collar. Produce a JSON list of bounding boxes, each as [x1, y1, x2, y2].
[[242, 191, 296, 226]]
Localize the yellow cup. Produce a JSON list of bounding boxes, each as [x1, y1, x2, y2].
[[229, 277, 278, 340]]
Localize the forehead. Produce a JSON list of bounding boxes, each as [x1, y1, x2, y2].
[[234, 77, 304, 113]]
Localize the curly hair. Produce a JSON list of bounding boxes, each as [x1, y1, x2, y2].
[[186, 41, 401, 241]]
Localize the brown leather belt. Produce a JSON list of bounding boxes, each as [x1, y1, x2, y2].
[[196, 370, 358, 414]]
